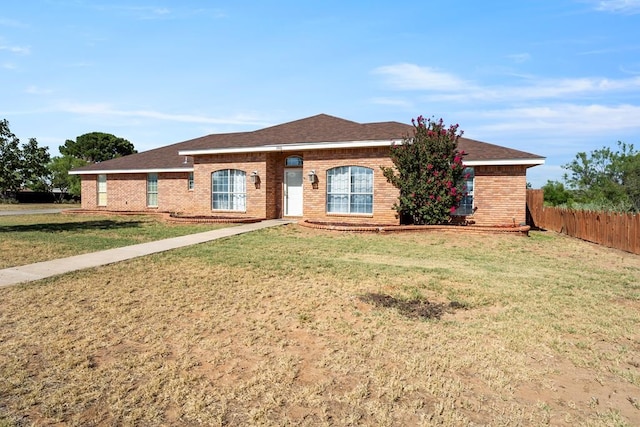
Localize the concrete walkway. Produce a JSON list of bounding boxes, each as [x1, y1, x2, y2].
[[0, 209, 65, 216], [0, 219, 292, 288]]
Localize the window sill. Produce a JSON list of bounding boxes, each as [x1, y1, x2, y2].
[[211, 209, 247, 214], [327, 212, 374, 218]]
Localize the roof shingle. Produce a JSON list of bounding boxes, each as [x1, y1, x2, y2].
[[71, 114, 544, 173]]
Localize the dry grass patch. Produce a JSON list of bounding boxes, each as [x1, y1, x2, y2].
[[0, 226, 639, 426], [0, 203, 78, 211], [0, 213, 228, 268]]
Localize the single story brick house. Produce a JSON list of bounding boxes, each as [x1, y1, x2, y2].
[[70, 114, 544, 226]]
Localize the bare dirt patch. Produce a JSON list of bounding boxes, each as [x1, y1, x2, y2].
[[359, 292, 467, 320]]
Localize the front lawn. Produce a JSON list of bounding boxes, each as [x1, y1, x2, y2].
[[0, 213, 229, 268], [1, 226, 639, 425]]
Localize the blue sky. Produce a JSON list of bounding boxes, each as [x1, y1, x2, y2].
[[2, 0, 639, 187]]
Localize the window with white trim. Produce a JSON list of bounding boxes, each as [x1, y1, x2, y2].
[[327, 166, 373, 214], [454, 167, 474, 216], [97, 174, 107, 206], [188, 172, 194, 190], [147, 173, 158, 207], [211, 169, 246, 211]]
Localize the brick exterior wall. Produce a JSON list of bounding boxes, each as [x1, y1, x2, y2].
[[80, 172, 194, 212], [79, 151, 532, 226], [191, 153, 268, 218], [303, 147, 399, 224], [469, 165, 528, 226]]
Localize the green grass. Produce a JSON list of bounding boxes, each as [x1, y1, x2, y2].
[[0, 202, 79, 210], [0, 225, 639, 425], [0, 213, 230, 268]]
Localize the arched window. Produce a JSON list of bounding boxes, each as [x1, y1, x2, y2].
[[327, 166, 373, 214], [285, 156, 303, 167], [211, 169, 246, 211]]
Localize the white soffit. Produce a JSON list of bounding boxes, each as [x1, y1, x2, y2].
[[69, 167, 194, 175], [178, 139, 404, 156], [463, 159, 545, 166]]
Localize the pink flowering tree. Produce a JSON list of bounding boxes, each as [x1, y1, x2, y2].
[[381, 116, 468, 225]]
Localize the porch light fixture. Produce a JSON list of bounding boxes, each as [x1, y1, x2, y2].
[[250, 170, 259, 184], [307, 170, 317, 184]]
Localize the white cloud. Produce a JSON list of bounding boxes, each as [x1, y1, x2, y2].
[[466, 103, 640, 135], [56, 102, 271, 126], [507, 53, 531, 63], [372, 63, 472, 91], [592, 0, 640, 14], [370, 97, 413, 109], [0, 18, 28, 28], [0, 44, 30, 55], [374, 63, 640, 102], [26, 85, 53, 95], [92, 5, 226, 21]]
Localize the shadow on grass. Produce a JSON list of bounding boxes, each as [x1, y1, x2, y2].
[[0, 220, 146, 233], [359, 293, 468, 320]]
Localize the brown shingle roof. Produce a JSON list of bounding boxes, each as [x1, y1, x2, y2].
[[71, 114, 543, 173]]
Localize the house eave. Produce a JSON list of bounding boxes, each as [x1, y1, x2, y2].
[[464, 159, 545, 167], [69, 167, 194, 175], [178, 139, 404, 156]]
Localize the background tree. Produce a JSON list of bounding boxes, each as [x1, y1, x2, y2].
[[49, 155, 87, 200], [0, 119, 50, 199], [563, 141, 638, 211], [541, 180, 573, 207], [0, 119, 23, 199], [381, 116, 467, 225], [60, 132, 136, 163], [22, 137, 51, 192], [621, 153, 640, 211]]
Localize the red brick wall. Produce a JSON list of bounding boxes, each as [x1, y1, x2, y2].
[[191, 153, 268, 218], [79, 172, 194, 212], [266, 152, 285, 219], [78, 152, 531, 226], [470, 165, 528, 226], [303, 147, 399, 224], [157, 172, 195, 213], [80, 174, 148, 211]]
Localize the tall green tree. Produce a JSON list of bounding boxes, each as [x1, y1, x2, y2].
[[381, 116, 467, 225], [22, 137, 51, 192], [563, 141, 638, 211], [621, 153, 640, 211], [0, 119, 23, 198], [0, 119, 50, 199], [60, 132, 136, 163], [49, 155, 87, 200]]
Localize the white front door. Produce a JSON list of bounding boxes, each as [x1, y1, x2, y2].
[[284, 169, 303, 216]]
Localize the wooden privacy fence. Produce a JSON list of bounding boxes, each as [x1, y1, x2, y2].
[[526, 189, 640, 255]]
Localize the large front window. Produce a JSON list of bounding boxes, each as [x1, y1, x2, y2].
[[147, 173, 158, 207], [327, 166, 373, 214], [211, 169, 246, 211]]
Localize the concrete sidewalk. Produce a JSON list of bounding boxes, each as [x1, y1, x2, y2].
[[0, 219, 292, 288], [0, 209, 65, 216]]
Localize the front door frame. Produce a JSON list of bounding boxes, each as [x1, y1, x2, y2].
[[283, 168, 303, 217]]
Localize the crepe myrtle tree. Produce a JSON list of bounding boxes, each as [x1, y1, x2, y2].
[[382, 116, 468, 225]]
